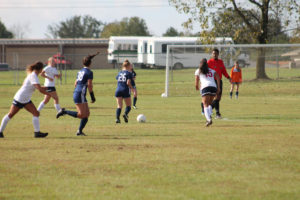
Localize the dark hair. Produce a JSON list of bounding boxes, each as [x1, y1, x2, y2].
[[26, 61, 44, 73], [213, 48, 219, 54], [199, 58, 209, 75], [83, 52, 99, 67], [122, 59, 131, 68]]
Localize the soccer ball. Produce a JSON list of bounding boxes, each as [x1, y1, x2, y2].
[[137, 114, 146, 123]]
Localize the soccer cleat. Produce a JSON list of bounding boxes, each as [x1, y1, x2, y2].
[[116, 118, 121, 123], [76, 131, 87, 136], [215, 114, 222, 119], [235, 95, 238, 99], [123, 114, 129, 123], [133, 106, 137, 109], [201, 112, 204, 115], [0, 132, 4, 138], [34, 131, 48, 138], [56, 108, 65, 119], [206, 120, 213, 127]]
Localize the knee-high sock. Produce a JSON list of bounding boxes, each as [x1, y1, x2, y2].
[[37, 102, 45, 112], [125, 106, 131, 115], [211, 100, 217, 109], [201, 103, 204, 113], [0, 114, 10, 132], [215, 100, 220, 114], [133, 97, 137, 106], [32, 116, 40, 132], [65, 110, 78, 118], [116, 108, 121, 119], [204, 107, 211, 121], [79, 118, 88, 133], [54, 104, 61, 112], [208, 105, 212, 117]]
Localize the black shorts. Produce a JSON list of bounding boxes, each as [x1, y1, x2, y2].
[[201, 87, 217, 97], [46, 87, 56, 92], [13, 99, 32, 109], [115, 88, 131, 98], [215, 79, 223, 95]]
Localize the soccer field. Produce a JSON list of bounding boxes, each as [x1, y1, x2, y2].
[[0, 68, 300, 199]]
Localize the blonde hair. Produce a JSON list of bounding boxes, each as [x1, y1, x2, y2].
[[48, 57, 54, 65], [26, 61, 44, 73], [122, 59, 131, 69]]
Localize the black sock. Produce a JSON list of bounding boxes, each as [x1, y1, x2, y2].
[[230, 92, 233, 97], [125, 106, 131, 115], [116, 108, 121, 119], [79, 118, 88, 133], [133, 97, 137, 106], [236, 91, 239, 96], [201, 102, 204, 113], [211, 100, 217, 109], [65, 110, 78, 118], [215, 100, 220, 114]]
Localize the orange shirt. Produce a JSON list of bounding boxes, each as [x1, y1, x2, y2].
[[207, 58, 230, 80], [230, 66, 242, 83]]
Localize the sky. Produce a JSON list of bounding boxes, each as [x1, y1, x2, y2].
[[0, 0, 199, 39]]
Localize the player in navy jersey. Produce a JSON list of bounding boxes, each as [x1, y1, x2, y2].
[[56, 52, 99, 136], [115, 59, 133, 123], [130, 65, 138, 109]]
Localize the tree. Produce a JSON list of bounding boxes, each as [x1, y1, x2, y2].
[[0, 20, 13, 38], [169, 0, 300, 79], [47, 15, 104, 38], [101, 17, 150, 38], [290, 28, 300, 43], [163, 27, 180, 36], [10, 23, 30, 39]]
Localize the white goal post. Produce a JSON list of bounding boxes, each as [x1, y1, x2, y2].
[[162, 43, 300, 97]]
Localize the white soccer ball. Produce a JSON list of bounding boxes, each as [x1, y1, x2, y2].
[[137, 114, 146, 123]]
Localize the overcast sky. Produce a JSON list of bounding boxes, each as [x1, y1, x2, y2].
[[0, 0, 199, 39]]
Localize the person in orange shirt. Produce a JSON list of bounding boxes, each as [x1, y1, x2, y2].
[[230, 61, 242, 99], [206, 48, 231, 119]]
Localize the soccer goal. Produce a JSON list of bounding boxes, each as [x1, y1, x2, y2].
[[162, 43, 300, 97]]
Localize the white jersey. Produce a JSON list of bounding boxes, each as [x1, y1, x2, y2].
[[195, 68, 217, 90], [43, 65, 59, 87], [14, 71, 40, 103]]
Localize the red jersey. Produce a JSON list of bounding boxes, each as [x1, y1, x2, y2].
[[207, 58, 230, 80]]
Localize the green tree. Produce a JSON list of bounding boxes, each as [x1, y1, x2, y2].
[[47, 15, 103, 38], [169, 0, 300, 79], [101, 17, 150, 38], [0, 20, 13, 38], [163, 27, 180, 36]]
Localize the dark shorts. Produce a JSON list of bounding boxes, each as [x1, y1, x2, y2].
[[115, 88, 131, 98], [73, 91, 87, 104], [215, 79, 223, 95], [201, 87, 217, 97], [13, 99, 32, 109], [46, 87, 56, 92]]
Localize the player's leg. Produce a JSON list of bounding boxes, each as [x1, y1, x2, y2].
[[37, 94, 51, 112], [123, 97, 132, 123], [0, 104, 21, 137], [49, 91, 61, 112], [132, 87, 138, 109], [235, 84, 239, 99], [116, 97, 123, 123], [202, 96, 212, 126], [24, 102, 48, 138], [75, 103, 89, 136], [214, 80, 223, 118], [230, 83, 234, 99], [56, 92, 80, 119]]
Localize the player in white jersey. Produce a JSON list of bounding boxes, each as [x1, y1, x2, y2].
[[37, 57, 62, 113], [0, 62, 50, 138], [195, 58, 220, 126]]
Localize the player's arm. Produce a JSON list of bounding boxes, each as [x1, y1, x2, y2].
[[87, 79, 95, 103], [54, 73, 62, 79], [214, 73, 221, 94], [40, 70, 53, 81], [127, 79, 133, 89], [195, 75, 200, 90], [221, 62, 231, 81], [33, 84, 49, 95]]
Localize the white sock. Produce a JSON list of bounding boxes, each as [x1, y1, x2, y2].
[[0, 114, 10, 132], [32, 116, 40, 132], [204, 107, 211, 121], [208, 105, 212, 117], [37, 102, 45, 112], [54, 104, 61, 112]]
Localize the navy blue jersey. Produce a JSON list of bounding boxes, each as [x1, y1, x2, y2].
[[131, 70, 136, 87], [116, 70, 132, 91], [74, 67, 93, 93]]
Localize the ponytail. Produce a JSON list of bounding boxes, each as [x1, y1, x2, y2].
[[83, 52, 99, 67], [122, 59, 131, 68], [26, 61, 44, 73], [199, 58, 209, 75]]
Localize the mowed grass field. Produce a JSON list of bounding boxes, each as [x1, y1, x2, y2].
[[0, 67, 300, 200]]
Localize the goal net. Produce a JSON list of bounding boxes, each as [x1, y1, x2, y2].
[[162, 44, 300, 97]]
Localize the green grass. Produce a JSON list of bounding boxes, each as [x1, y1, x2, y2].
[[0, 68, 300, 200]]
